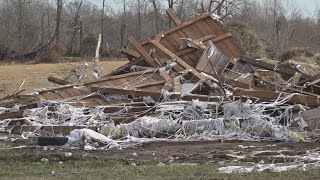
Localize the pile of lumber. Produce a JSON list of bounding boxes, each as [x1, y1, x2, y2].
[[1, 9, 320, 142]]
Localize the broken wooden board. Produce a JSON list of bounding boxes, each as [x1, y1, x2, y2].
[[166, 8, 182, 25], [150, 40, 205, 81], [197, 41, 233, 75], [121, 48, 141, 61], [48, 76, 71, 85], [93, 86, 227, 102], [233, 88, 320, 107], [137, 13, 244, 70], [128, 36, 160, 67]]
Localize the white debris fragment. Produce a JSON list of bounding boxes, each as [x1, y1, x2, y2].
[[64, 152, 73, 157]]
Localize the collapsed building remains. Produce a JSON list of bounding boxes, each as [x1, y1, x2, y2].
[[1, 9, 320, 152]]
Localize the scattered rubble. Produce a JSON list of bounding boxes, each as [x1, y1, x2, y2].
[[1, 9, 320, 173]]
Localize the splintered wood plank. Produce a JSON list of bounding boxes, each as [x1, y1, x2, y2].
[[166, 8, 182, 25], [128, 36, 160, 67], [150, 40, 205, 81]]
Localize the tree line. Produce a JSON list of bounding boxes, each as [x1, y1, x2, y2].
[[0, 0, 319, 61]]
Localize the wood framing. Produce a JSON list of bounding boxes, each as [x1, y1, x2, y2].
[[128, 36, 160, 67]]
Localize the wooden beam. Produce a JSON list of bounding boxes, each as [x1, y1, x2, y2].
[[92, 86, 162, 100], [128, 36, 160, 67], [150, 40, 205, 81], [166, 8, 182, 25], [211, 33, 232, 44], [92, 86, 226, 102], [159, 68, 172, 82], [154, 32, 164, 42], [103, 58, 143, 77], [240, 56, 310, 80], [233, 88, 320, 107], [176, 34, 227, 57], [48, 76, 71, 85], [38, 70, 155, 94], [121, 48, 141, 61], [103, 106, 150, 113], [0, 111, 24, 120], [133, 80, 166, 89]]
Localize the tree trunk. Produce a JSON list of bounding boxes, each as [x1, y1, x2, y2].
[[137, 0, 142, 40], [68, 0, 84, 55], [120, 0, 126, 47], [101, 0, 105, 54], [151, 0, 159, 33], [55, 0, 63, 42], [179, 0, 184, 20], [79, 21, 83, 56], [17, 0, 25, 59]]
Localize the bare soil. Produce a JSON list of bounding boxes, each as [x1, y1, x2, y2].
[[10, 140, 320, 165]]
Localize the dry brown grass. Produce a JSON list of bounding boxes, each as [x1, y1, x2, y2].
[[0, 60, 128, 96]]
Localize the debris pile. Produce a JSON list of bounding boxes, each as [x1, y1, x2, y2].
[[1, 9, 320, 152]]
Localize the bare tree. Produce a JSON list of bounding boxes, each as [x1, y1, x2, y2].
[[55, 0, 63, 42], [101, 0, 105, 53], [137, 0, 142, 40], [120, 0, 127, 47], [200, 0, 246, 20], [150, 0, 159, 33], [68, 0, 84, 55]]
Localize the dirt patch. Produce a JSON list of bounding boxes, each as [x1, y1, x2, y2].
[[7, 140, 320, 165]]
